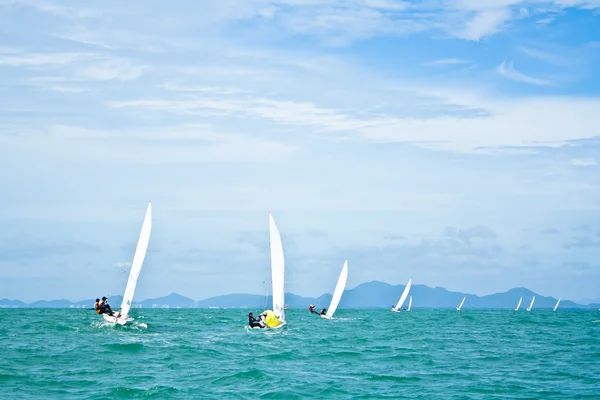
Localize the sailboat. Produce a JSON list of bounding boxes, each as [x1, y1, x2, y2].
[[456, 296, 466, 311], [103, 202, 152, 326], [407, 296, 412, 311], [322, 260, 349, 319], [553, 298, 561, 311], [526, 296, 535, 312], [392, 279, 411, 312], [515, 297, 522, 311], [255, 213, 286, 329]]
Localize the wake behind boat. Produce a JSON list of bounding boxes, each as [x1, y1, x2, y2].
[[321, 260, 349, 320], [392, 279, 411, 312], [102, 202, 152, 326]]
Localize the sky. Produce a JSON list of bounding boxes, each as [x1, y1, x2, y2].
[[0, 0, 599, 303]]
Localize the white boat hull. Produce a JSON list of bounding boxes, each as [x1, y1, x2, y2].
[[321, 314, 333, 319], [248, 321, 287, 330], [102, 313, 133, 325]]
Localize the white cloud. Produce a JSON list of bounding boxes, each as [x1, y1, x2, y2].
[[0, 51, 91, 67], [1, 123, 299, 164], [455, 7, 513, 41], [106, 88, 600, 153], [73, 59, 146, 81], [497, 61, 554, 86], [113, 261, 131, 268], [425, 58, 473, 66], [519, 46, 564, 65], [571, 158, 598, 167]]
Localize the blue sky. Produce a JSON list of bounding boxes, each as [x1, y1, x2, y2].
[[0, 0, 599, 303]]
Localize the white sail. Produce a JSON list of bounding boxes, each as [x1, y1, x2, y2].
[[269, 213, 285, 322], [515, 297, 522, 311], [527, 296, 535, 311], [553, 298, 561, 311], [407, 296, 412, 311], [393, 279, 412, 310], [324, 261, 348, 319], [456, 296, 466, 311], [118, 202, 152, 319]]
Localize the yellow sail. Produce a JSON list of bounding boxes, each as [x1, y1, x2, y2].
[[263, 309, 281, 328]]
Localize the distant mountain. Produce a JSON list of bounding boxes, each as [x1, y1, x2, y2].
[[1, 281, 596, 309], [196, 281, 593, 310], [140, 293, 196, 308], [0, 298, 26, 308]]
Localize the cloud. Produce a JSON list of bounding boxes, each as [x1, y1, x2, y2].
[[518, 46, 563, 65], [113, 261, 131, 268], [73, 59, 146, 81], [540, 228, 560, 235], [5, 124, 298, 164], [443, 226, 498, 242], [564, 237, 600, 248], [572, 224, 593, 233], [497, 61, 554, 86], [384, 234, 406, 241], [0, 236, 100, 262], [455, 7, 512, 41], [0, 51, 91, 67], [562, 261, 591, 271], [572, 158, 597, 167], [425, 58, 473, 66]]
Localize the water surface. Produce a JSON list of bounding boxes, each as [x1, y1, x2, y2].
[[1, 309, 599, 399]]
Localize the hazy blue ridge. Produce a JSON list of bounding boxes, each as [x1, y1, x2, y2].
[[1, 281, 596, 309]]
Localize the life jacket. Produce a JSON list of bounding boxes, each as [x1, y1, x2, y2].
[[95, 301, 101, 314]]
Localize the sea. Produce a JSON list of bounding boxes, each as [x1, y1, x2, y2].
[[1, 309, 599, 399]]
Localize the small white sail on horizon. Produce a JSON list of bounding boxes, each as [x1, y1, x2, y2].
[[407, 296, 412, 311], [456, 296, 466, 311], [392, 279, 412, 312], [553, 298, 561, 311], [323, 260, 349, 319], [526, 296, 535, 311], [515, 297, 522, 311], [269, 213, 286, 325], [103, 202, 152, 326]]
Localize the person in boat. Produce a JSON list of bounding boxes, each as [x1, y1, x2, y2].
[[309, 304, 318, 314], [94, 298, 101, 314], [319, 308, 327, 315], [99, 296, 114, 315], [248, 312, 265, 328]]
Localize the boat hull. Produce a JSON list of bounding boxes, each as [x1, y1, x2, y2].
[[248, 321, 287, 330], [102, 313, 133, 325]]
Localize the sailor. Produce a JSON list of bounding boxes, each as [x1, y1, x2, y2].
[[248, 312, 264, 328], [319, 308, 327, 315], [99, 296, 114, 315], [309, 304, 318, 314], [94, 298, 101, 314]]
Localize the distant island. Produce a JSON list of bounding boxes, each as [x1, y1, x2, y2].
[[1, 281, 599, 309]]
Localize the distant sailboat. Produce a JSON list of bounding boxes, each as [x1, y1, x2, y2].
[[103, 202, 152, 326], [553, 298, 561, 311], [407, 296, 412, 311], [392, 279, 411, 312], [515, 297, 522, 311], [526, 296, 535, 312], [322, 260, 348, 319], [456, 296, 466, 311]]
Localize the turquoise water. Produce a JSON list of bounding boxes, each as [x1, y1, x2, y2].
[[1, 309, 599, 399]]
